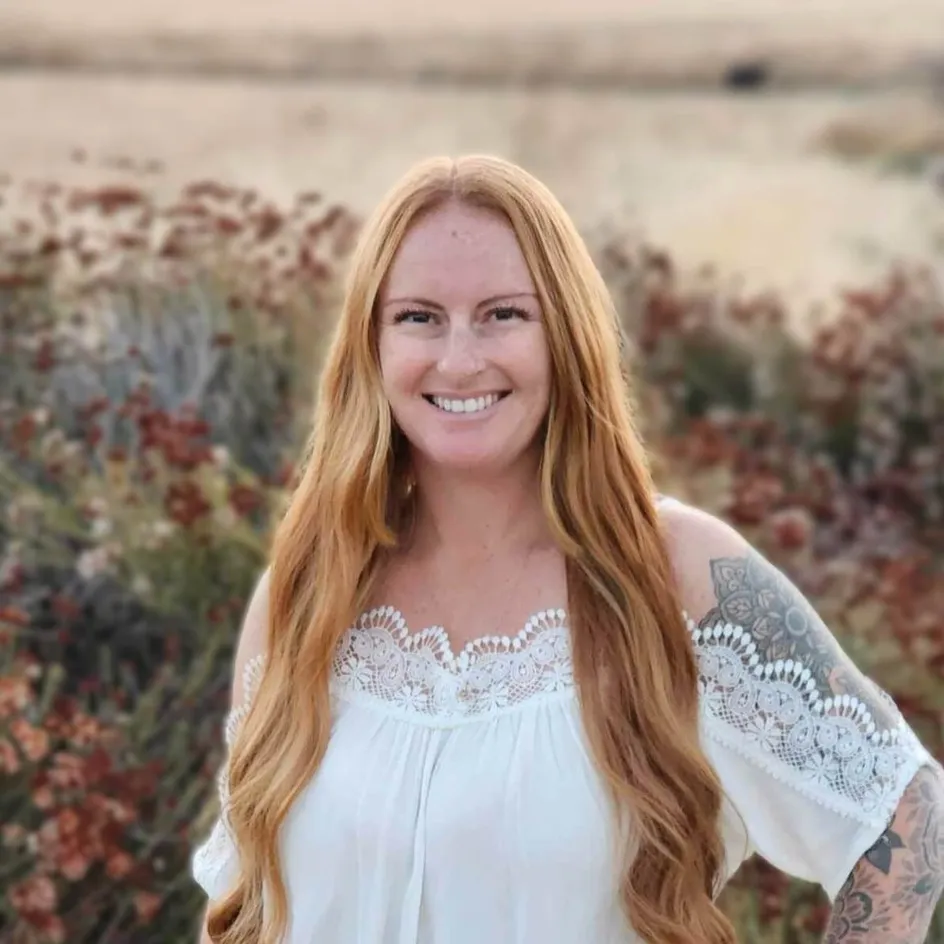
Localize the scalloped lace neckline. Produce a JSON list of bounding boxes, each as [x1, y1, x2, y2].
[[350, 604, 571, 672], [330, 605, 575, 722]]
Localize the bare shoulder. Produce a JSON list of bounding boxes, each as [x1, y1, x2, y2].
[[229, 567, 271, 710], [655, 496, 895, 720], [656, 497, 748, 619]]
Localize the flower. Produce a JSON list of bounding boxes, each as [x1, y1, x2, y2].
[[106, 851, 134, 878], [1, 823, 27, 847], [76, 546, 113, 580], [10, 718, 50, 762], [31, 915, 66, 943], [8, 874, 57, 914], [336, 656, 371, 691], [134, 891, 162, 923], [60, 848, 92, 881], [31, 785, 54, 809], [0, 738, 20, 774], [6, 493, 43, 528], [394, 685, 429, 712], [164, 480, 211, 526], [228, 482, 263, 517], [90, 516, 113, 538], [746, 714, 781, 754], [767, 507, 814, 552], [49, 752, 85, 789], [0, 606, 30, 628]]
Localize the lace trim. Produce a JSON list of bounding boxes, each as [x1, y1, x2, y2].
[[200, 605, 930, 871], [331, 606, 574, 724], [191, 815, 237, 898], [224, 654, 266, 747], [689, 615, 930, 825]]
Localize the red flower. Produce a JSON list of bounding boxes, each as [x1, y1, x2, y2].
[[0, 605, 30, 627], [51, 595, 81, 622], [164, 481, 211, 526], [767, 507, 814, 552], [228, 483, 263, 517], [10, 413, 36, 450]]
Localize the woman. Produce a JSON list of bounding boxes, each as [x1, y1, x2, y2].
[[192, 155, 942, 944]]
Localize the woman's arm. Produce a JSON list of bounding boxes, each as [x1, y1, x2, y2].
[[659, 498, 944, 936], [192, 568, 272, 935], [826, 764, 944, 942]]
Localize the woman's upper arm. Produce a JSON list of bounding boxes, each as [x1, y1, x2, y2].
[[658, 498, 934, 897], [191, 567, 271, 901], [660, 499, 906, 734]]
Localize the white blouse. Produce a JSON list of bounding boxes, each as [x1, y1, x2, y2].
[[192, 591, 932, 942]]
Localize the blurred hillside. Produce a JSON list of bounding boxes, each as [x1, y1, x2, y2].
[[1, 0, 944, 313], [3, 0, 944, 85]]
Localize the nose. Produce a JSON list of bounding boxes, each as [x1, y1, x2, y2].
[[436, 321, 485, 379]]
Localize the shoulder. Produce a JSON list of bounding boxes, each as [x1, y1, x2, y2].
[[656, 496, 756, 622], [654, 495, 894, 718]]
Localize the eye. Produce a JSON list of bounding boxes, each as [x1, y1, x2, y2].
[[490, 306, 528, 322], [392, 308, 435, 325]]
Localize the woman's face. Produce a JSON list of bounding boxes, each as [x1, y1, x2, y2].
[[377, 201, 552, 477]]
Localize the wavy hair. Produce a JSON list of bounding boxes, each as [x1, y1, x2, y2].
[[207, 155, 737, 944]]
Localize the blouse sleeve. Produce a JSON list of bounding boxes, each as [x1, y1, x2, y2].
[[657, 495, 937, 901], [693, 617, 933, 900], [191, 653, 267, 900]]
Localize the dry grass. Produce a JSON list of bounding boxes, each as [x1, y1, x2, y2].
[[2, 75, 943, 317], [813, 104, 944, 170], [4, 0, 944, 87], [1, 21, 943, 88]]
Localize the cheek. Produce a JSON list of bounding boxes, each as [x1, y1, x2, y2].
[[507, 333, 552, 397], [378, 337, 426, 392]]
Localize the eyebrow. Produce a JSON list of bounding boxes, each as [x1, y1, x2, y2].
[[382, 292, 538, 310]]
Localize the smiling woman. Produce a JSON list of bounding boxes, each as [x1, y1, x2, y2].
[[190, 154, 942, 944]]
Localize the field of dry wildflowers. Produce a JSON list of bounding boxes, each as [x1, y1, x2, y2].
[[0, 164, 943, 942]]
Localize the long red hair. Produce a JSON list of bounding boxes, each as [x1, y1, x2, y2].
[[208, 155, 737, 944]]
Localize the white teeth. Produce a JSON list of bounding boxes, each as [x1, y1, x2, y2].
[[430, 393, 503, 414]]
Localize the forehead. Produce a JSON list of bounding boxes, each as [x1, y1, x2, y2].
[[381, 201, 535, 300]]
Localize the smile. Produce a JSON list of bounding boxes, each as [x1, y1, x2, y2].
[[423, 392, 510, 415]]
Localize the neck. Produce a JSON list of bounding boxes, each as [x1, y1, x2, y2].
[[406, 453, 550, 562]]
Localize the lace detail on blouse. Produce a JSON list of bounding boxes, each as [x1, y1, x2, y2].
[[690, 616, 929, 826], [224, 654, 266, 748], [194, 604, 930, 898], [331, 606, 574, 724]]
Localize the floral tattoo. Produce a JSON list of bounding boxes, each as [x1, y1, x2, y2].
[[696, 552, 944, 942]]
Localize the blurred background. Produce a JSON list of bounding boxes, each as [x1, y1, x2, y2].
[[1, 1, 944, 941]]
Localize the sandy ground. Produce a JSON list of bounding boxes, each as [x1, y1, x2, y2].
[[5, 0, 944, 40]]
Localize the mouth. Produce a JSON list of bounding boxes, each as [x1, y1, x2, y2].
[[422, 392, 511, 415]]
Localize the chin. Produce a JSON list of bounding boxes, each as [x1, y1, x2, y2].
[[425, 452, 504, 474], [416, 440, 535, 477]]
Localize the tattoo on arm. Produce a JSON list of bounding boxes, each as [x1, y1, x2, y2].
[[695, 551, 944, 942], [825, 766, 944, 942], [695, 552, 890, 720]]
